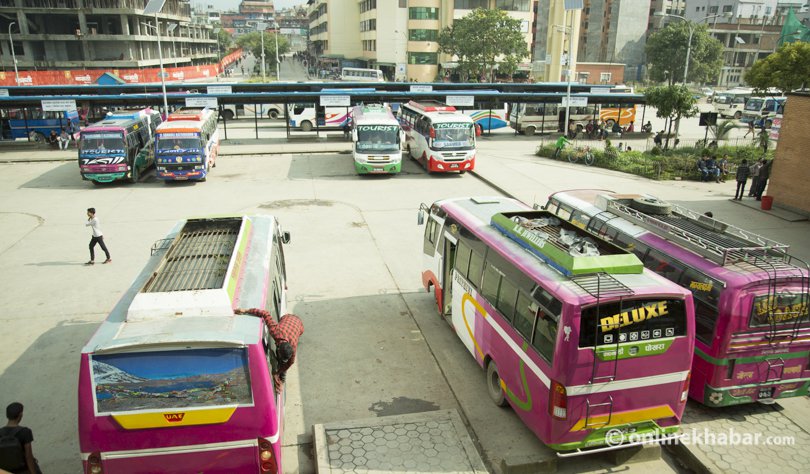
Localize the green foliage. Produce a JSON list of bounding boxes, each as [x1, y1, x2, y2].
[[713, 120, 737, 139], [645, 22, 724, 85], [534, 143, 770, 181], [235, 31, 289, 76], [217, 28, 233, 52], [644, 85, 699, 123], [744, 42, 810, 92], [438, 8, 528, 82]]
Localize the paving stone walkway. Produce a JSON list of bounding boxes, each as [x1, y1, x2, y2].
[[680, 401, 810, 473], [314, 409, 488, 474]]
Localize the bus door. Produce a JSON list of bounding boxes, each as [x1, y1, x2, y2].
[[420, 208, 447, 313], [442, 235, 458, 318]]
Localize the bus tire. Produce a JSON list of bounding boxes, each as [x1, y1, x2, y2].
[[268, 110, 280, 120], [524, 126, 536, 136], [486, 360, 509, 407], [221, 109, 235, 120], [630, 197, 672, 215], [33, 132, 46, 143], [734, 111, 742, 120], [129, 164, 139, 183], [300, 120, 313, 132]]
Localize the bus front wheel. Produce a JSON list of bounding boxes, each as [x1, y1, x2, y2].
[[300, 121, 313, 132], [524, 126, 536, 136], [486, 360, 509, 407], [268, 110, 280, 120]]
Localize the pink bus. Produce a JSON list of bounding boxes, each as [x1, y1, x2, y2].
[[418, 196, 695, 454], [78, 215, 291, 473], [544, 190, 810, 406]]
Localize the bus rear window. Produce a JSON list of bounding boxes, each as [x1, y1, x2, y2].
[[750, 292, 809, 327], [579, 299, 687, 347], [91, 348, 252, 414]]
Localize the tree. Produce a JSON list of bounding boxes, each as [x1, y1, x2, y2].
[[217, 28, 233, 53], [744, 42, 810, 92], [438, 8, 528, 82], [235, 31, 289, 77], [645, 22, 724, 85], [644, 85, 699, 148]]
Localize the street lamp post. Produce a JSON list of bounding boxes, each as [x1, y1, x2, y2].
[[8, 21, 19, 85], [274, 23, 280, 81], [257, 22, 268, 82], [144, 0, 169, 118], [167, 23, 178, 68]]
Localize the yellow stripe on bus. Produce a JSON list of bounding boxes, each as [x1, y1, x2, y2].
[[570, 405, 675, 432], [111, 407, 237, 430]]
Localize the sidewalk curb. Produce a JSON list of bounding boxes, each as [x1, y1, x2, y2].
[[663, 443, 713, 474]]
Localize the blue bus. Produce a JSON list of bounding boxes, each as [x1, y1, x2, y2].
[[5, 108, 81, 141]]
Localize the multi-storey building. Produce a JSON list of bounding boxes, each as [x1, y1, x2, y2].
[[221, 0, 276, 36], [648, 0, 686, 30], [307, 0, 535, 82], [0, 0, 217, 73]]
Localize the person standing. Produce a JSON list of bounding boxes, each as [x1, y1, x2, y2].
[[734, 159, 750, 200], [748, 159, 762, 197], [85, 207, 111, 265], [755, 159, 772, 201], [0, 402, 41, 474], [234, 308, 304, 393]]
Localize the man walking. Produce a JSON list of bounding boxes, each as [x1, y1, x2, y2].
[[0, 402, 41, 474], [85, 207, 111, 265], [234, 308, 304, 393]]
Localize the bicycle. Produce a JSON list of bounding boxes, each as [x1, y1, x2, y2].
[[568, 146, 594, 166]]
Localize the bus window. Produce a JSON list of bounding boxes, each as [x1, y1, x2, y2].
[[679, 269, 722, 307], [694, 300, 718, 345], [545, 199, 559, 214], [749, 292, 809, 328], [570, 210, 590, 230], [556, 204, 573, 221], [482, 264, 501, 303], [455, 241, 472, 278], [644, 249, 685, 282], [513, 291, 535, 339], [423, 219, 440, 254], [497, 277, 519, 324], [468, 250, 485, 288], [532, 308, 557, 363], [579, 299, 688, 347]]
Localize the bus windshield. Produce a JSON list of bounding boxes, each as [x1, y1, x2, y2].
[[745, 98, 764, 111], [81, 133, 125, 153], [356, 125, 400, 152], [91, 347, 252, 414], [579, 298, 688, 347], [157, 136, 202, 153], [432, 123, 474, 150]]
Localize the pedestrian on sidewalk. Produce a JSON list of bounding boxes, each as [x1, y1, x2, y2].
[[748, 159, 763, 197], [755, 159, 772, 201], [734, 159, 750, 200], [744, 121, 755, 138], [234, 308, 304, 394], [0, 402, 42, 474], [85, 207, 111, 265], [59, 129, 70, 150]]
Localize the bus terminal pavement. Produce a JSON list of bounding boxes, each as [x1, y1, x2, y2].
[[3, 136, 810, 474]]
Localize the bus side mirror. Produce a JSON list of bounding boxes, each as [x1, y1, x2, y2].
[[282, 231, 291, 244], [475, 125, 482, 137], [417, 210, 425, 226]]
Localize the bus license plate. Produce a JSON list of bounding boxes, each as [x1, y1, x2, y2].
[[758, 387, 774, 399], [450, 164, 459, 169]]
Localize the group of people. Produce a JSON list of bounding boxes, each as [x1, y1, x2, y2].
[[696, 154, 730, 183], [46, 123, 78, 150], [733, 158, 772, 201], [581, 119, 627, 140]]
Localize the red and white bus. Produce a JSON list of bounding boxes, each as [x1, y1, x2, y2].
[[398, 101, 478, 174]]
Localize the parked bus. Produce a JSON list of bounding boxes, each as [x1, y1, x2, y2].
[[464, 105, 509, 131], [78, 108, 162, 184], [154, 107, 219, 182], [508, 103, 594, 136], [713, 88, 753, 119], [78, 215, 292, 473], [340, 67, 384, 82], [287, 102, 350, 132], [418, 196, 694, 453], [598, 85, 637, 128], [544, 190, 810, 407], [399, 100, 478, 173], [741, 96, 786, 128], [350, 104, 403, 174], [4, 108, 81, 141]]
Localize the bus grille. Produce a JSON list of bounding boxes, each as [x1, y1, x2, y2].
[[439, 152, 468, 162]]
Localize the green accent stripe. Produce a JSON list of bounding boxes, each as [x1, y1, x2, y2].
[[503, 342, 533, 411], [226, 218, 251, 300], [695, 347, 809, 366]]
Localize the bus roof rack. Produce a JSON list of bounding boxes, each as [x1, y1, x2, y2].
[[602, 196, 791, 266], [570, 272, 635, 299], [490, 210, 643, 276]]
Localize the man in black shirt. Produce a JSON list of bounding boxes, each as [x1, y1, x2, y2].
[[0, 402, 41, 474]]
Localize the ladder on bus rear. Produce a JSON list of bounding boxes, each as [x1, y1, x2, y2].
[[571, 272, 634, 386]]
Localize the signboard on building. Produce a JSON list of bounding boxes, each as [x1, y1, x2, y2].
[[207, 85, 233, 94], [410, 85, 432, 93], [770, 115, 782, 141], [320, 95, 350, 107], [185, 97, 218, 108], [41, 99, 77, 111], [0, 89, 8, 97], [446, 95, 474, 107], [560, 96, 588, 107]]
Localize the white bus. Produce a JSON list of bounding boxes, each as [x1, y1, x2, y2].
[[398, 100, 478, 174], [287, 102, 350, 131], [341, 67, 384, 82], [508, 102, 595, 136], [351, 104, 403, 174], [713, 88, 753, 119]]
